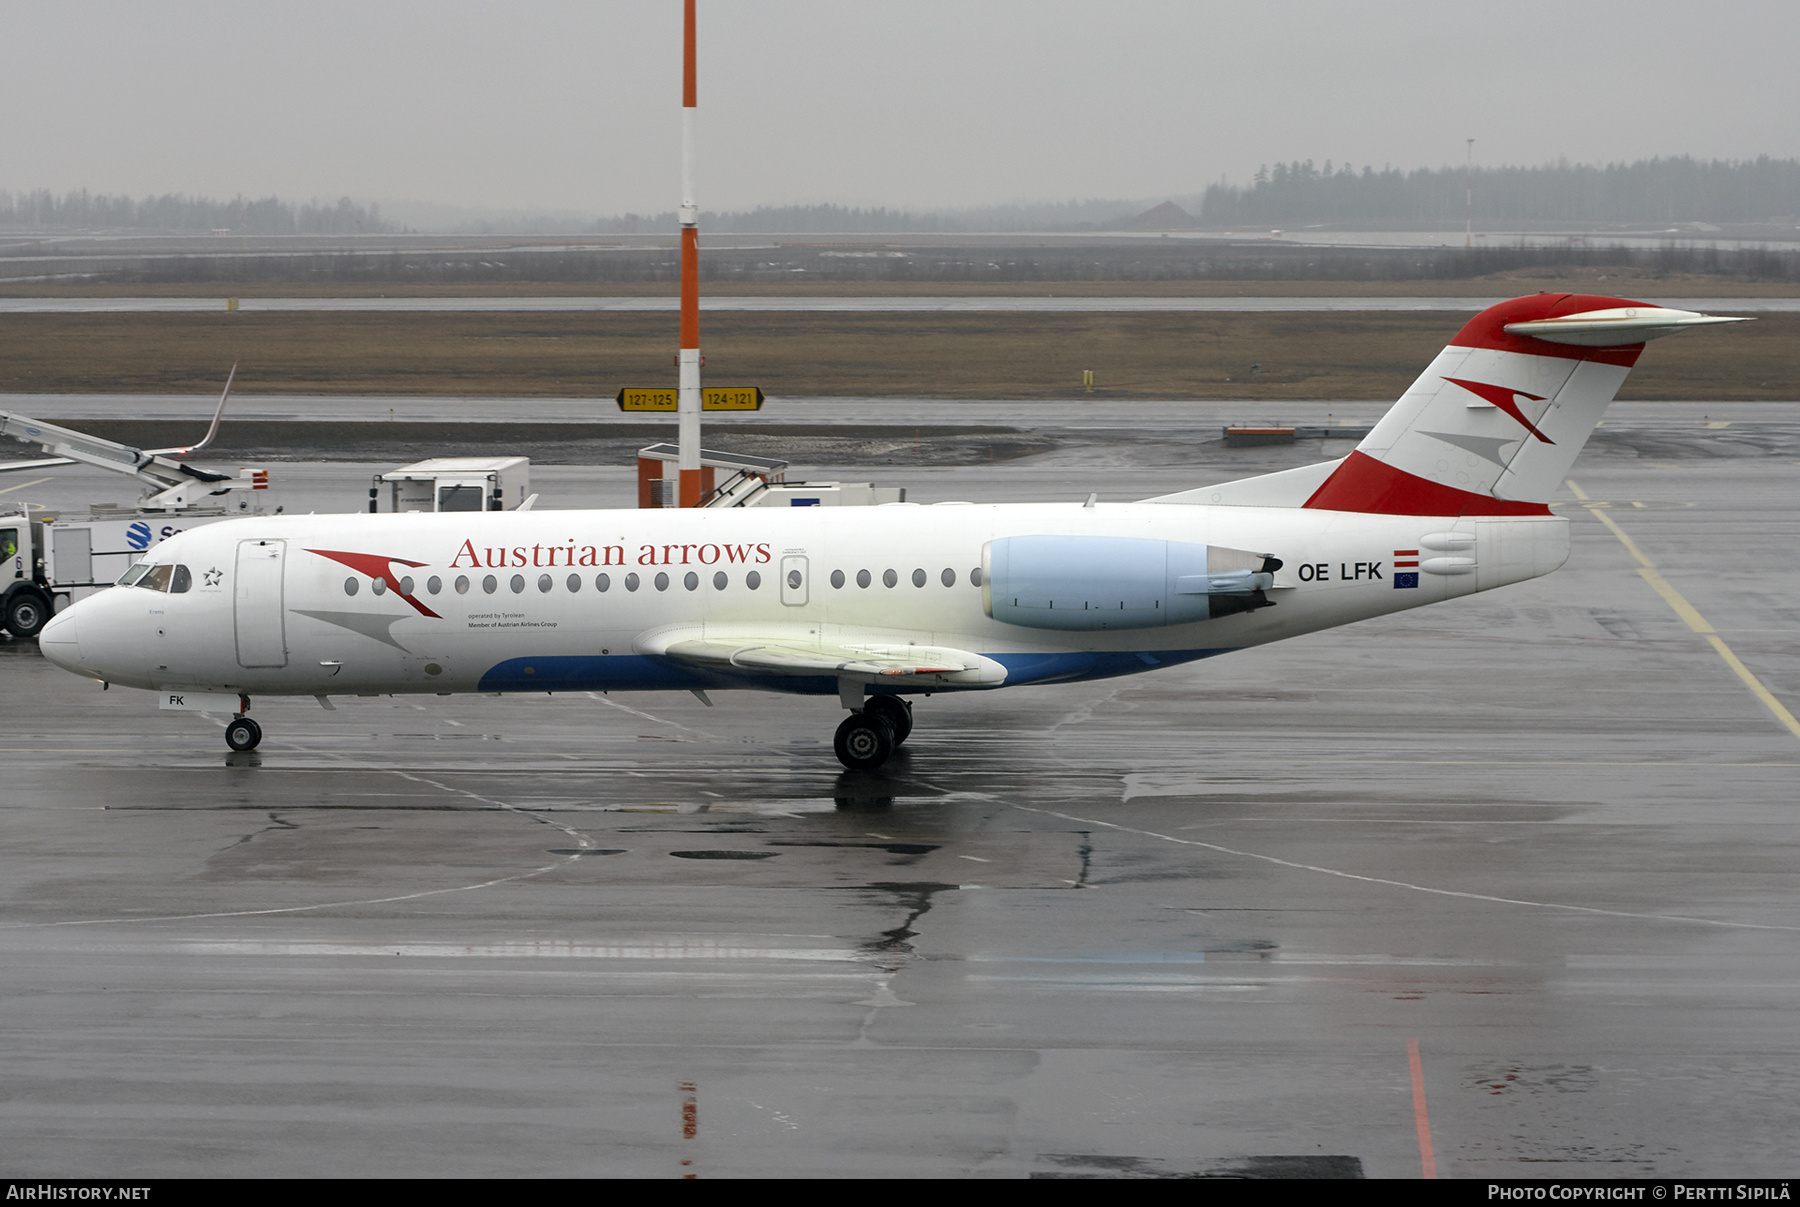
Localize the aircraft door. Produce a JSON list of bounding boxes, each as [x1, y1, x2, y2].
[[780, 555, 808, 606], [234, 539, 289, 668]]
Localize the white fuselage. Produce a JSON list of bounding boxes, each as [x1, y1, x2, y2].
[[38, 501, 1570, 699]]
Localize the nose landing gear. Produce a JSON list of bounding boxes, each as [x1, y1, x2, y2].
[[833, 695, 912, 771], [225, 714, 263, 751]]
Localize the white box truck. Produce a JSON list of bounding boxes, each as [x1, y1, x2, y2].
[[373, 457, 532, 513]]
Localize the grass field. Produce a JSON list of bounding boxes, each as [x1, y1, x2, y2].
[[1, 309, 1790, 401]]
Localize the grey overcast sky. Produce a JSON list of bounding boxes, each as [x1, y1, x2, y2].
[[4, 0, 1796, 216]]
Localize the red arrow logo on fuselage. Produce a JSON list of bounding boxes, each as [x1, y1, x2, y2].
[[1443, 377, 1555, 444], [307, 548, 442, 618]]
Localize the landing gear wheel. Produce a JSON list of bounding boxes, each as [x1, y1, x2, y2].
[[4, 590, 50, 639], [834, 712, 895, 771], [861, 695, 913, 745], [225, 716, 263, 752]]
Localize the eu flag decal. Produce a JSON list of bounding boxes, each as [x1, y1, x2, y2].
[[1394, 549, 1420, 589]]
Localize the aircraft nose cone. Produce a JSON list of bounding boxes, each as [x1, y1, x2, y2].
[[37, 608, 83, 670]]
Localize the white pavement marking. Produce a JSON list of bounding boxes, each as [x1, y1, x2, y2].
[[584, 691, 717, 738], [1005, 802, 1800, 934], [3, 769, 602, 929]]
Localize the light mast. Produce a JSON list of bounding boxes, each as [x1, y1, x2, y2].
[[676, 0, 702, 506]]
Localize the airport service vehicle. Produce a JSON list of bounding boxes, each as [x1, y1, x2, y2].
[[38, 294, 1740, 768], [374, 458, 532, 514]]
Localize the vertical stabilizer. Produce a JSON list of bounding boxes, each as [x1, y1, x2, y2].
[[1303, 294, 1742, 516]]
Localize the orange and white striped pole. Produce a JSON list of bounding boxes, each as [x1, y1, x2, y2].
[[676, 0, 702, 506]]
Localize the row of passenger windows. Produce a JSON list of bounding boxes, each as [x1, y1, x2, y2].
[[347, 570, 763, 596], [830, 567, 983, 589], [342, 566, 988, 597]]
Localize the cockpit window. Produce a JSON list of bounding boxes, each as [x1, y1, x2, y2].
[[124, 563, 193, 592]]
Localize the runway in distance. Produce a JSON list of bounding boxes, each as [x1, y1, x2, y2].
[[38, 293, 1740, 769]]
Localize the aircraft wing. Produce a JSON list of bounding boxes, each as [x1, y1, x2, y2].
[[639, 626, 1006, 687]]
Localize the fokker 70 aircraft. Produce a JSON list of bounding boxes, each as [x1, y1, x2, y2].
[[38, 294, 1737, 769]]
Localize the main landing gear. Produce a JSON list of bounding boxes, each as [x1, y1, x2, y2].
[[833, 695, 913, 771], [225, 714, 263, 752]]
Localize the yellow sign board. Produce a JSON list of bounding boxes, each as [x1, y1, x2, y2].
[[701, 386, 765, 411], [616, 387, 765, 412]]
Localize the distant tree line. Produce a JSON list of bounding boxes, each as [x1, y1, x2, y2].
[[77, 240, 1800, 287], [1199, 156, 1800, 227], [597, 198, 1144, 235], [0, 189, 399, 235], [8, 155, 1796, 239]]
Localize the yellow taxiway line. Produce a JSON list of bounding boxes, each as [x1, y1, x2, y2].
[[1567, 479, 1800, 743]]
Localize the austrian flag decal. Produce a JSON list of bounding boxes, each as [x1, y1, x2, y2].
[[1394, 549, 1419, 589]]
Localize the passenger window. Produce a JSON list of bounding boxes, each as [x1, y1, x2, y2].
[[171, 565, 192, 593]]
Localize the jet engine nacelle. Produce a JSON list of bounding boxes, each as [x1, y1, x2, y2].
[[982, 535, 1278, 631]]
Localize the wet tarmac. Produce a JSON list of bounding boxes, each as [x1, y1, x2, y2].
[[5, 418, 1800, 1177]]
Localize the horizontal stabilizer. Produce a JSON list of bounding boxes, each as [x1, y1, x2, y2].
[[1503, 306, 1746, 346]]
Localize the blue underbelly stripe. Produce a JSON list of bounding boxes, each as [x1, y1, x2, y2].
[[475, 648, 1238, 694]]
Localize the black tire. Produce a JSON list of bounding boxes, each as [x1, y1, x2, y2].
[[834, 713, 894, 771], [3, 590, 50, 639], [225, 716, 263, 752], [862, 695, 913, 745]]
